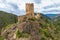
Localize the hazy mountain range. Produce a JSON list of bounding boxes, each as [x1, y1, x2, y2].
[[45, 14, 60, 19]]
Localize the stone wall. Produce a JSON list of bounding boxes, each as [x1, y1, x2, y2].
[[18, 16, 25, 23], [26, 3, 34, 17], [35, 13, 41, 19]]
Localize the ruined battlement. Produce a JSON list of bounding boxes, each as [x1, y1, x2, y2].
[[18, 3, 34, 23], [18, 3, 41, 23], [18, 16, 25, 23]]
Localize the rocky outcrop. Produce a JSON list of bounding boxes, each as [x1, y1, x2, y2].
[[1, 20, 41, 40], [1, 24, 17, 40]]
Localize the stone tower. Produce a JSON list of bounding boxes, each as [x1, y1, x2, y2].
[[26, 3, 34, 17], [18, 3, 34, 23]]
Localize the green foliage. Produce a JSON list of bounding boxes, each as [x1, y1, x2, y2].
[[28, 17, 36, 21], [39, 23, 48, 29], [0, 11, 18, 30], [23, 33, 31, 38], [16, 30, 23, 38], [0, 36, 4, 40], [16, 30, 30, 38], [41, 37, 46, 40], [43, 29, 51, 37], [2, 24, 14, 31]]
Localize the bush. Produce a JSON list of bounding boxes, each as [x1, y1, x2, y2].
[[41, 37, 46, 40], [2, 24, 13, 31], [23, 33, 30, 38], [16, 30, 30, 38], [43, 29, 51, 37], [28, 17, 36, 21], [0, 36, 4, 40], [16, 30, 23, 38]]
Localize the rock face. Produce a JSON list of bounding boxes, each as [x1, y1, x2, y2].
[[17, 21, 40, 40], [1, 24, 17, 40], [1, 21, 41, 40]]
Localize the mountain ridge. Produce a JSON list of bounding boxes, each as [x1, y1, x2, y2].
[[0, 11, 18, 31]]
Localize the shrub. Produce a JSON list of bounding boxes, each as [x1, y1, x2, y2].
[[0, 36, 4, 40], [23, 33, 30, 38], [16, 30, 23, 38], [28, 17, 36, 21], [43, 29, 51, 37], [16, 30, 30, 38], [41, 37, 46, 40]]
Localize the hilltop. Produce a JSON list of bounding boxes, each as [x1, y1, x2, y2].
[[1, 13, 60, 40], [0, 11, 18, 32]]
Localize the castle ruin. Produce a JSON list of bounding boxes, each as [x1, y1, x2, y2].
[[26, 3, 34, 16], [18, 3, 41, 23], [18, 3, 34, 23]]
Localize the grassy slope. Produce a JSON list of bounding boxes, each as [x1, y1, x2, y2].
[[0, 11, 18, 30]]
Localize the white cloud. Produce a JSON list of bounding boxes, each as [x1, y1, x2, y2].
[[0, 0, 60, 15], [34, 0, 60, 14]]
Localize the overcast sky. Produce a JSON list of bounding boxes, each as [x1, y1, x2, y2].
[[0, 0, 60, 15]]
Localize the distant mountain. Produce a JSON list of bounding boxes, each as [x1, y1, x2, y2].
[[45, 14, 60, 21], [46, 14, 60, 27], [53, 15, 60, 27], [45, 14, 60, 19], [0, 11, 18, 30], [46, 14, 60, 31]]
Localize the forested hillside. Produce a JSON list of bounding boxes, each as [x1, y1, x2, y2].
[[0, 11, 18, 30]]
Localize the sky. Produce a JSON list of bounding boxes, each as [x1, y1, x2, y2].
[[0, 0, 60, 16]]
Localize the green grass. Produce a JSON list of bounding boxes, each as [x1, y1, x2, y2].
[[16, 30, 23, 38], [16, 30, 31, 38], [28, 17, 36, 21], [0, 11, 18, 30], [0, 36, 4, 40], [2, 24, 15, 31]]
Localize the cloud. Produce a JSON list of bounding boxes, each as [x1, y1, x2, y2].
[[33, 0, 41, 4], [0, 0, 60, 15], [43, 3, 60, 9]]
